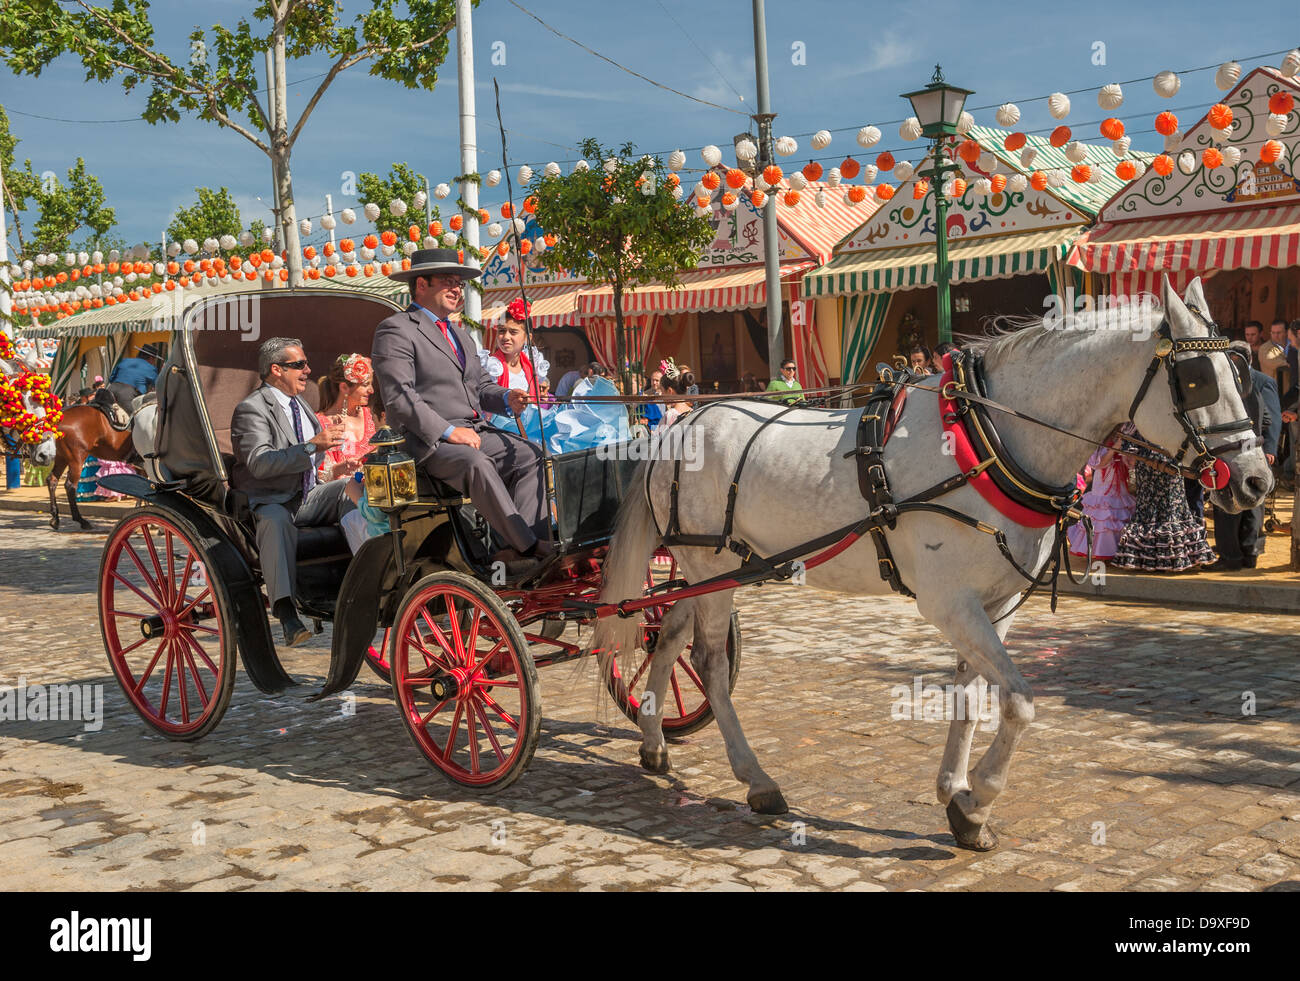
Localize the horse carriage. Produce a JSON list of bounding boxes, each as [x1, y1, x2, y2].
[[94, 287, 739, 790]]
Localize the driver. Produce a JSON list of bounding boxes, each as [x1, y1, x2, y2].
[[372, 249, 550, 575]]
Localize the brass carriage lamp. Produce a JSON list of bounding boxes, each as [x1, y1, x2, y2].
[[363, 427, 419, 510]]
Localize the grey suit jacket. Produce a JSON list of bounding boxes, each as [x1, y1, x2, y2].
[[229, 384, 324, 507], [372, 304, 511, 465]]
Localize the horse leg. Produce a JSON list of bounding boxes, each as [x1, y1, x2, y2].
[[65, 456, 93, 530], [635, 598, 695, 774], [926, 593, 1034, 851], [690, 590, 787, 815], [46, 458, 66, 530]]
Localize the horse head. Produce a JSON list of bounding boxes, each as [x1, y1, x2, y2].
[[1128, 275, 1272, 514]]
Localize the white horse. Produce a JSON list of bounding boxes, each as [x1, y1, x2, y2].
[[1, 337, 58, 470], [591, 276, 1271, 851]]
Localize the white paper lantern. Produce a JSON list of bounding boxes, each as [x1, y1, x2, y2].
[[533, 236, 547, 253], [801, 129, 827, 152], [298, 219, 312, 237], [544, 161, 561, 178], [1215, 61, 1241, 90], [413, 190, 427, 209], [180, 238, 197, 255], [1111, 137, 1132, 158], [441, 232, 458, 247], [573, 160, 590, 173], [899, 117, 922, 141], [63, 251, 76, 265], [977, 150, 997, 173], [309, 254, 321, 267], [1178, 150, 1197, 175], [893, 161, 914, 182], [262, 227, 274, 243], [601, 158, 617, 174], [166, 242, 181, 257], [421, 236, 436, 249], [215, 234, 233, 251], [1283, 50, 1300, 78], [827, 167, 841, 187], [1153, 71, 1180, 97], [513, 218, 526, 235], [1046, 169, 1066, 188], [403, 241, 417, 255], [857, 126, 881, 148], [358, 247, 373, 261], [340, 208, 356, 224], [735, 139, 758, 162], [701, 145, 722, 167], [108, 250, 121, 262], [671, 184, 684, 201], [995, 103, 1021, 127], [1266, 113, 1289, 138], [667, 149, 686, 171], [360, 202, 378, 222], [270, 254, 284, 269], [956, 111, 975, 136], [20, 259, 32, 271], [389, 199, 407, 217], [1065, 141, 1088, 163], [1098, 83, 1123, 110], [75, 250, 89, 266], [429, 182, 449, 201], [861, 164, 879, 183], [789, 171, 808, 191], [814, 189, 827, 209], [1019, 147, 1038, 169], [774, 135, 798, 156], [125, 272, 137, 283], [487, 221, 503, 238], [153, 262, 165, 276], [1088, 167, 1105, 184], [485, 170, 502, 187], [1048, 92, 1071, 119], [1222, 145, 1243, 168], [1163, 131, 1182, 153], [91, 250, 103, 264]]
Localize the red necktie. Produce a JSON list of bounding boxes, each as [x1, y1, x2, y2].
[[437, 319, 465, 368]]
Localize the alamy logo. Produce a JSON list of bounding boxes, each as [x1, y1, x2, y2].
[[596, 427, 704, 470], [0, 676, 103, 732], [149, 291, 261, 341], [49, 911, 151, 961], [1042, 289, 1160, 340], [890, 674, 1000, 731]]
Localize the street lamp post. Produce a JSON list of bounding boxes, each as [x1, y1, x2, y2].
[[902, 66, 973, 347]]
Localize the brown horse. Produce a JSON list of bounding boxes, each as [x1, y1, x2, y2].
[[47, 404, 139, 531]]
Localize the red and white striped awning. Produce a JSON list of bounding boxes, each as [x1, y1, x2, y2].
[[577, 261, 814, 316], [476, 281, 588, 327], [1067, 205, 1300, 277]]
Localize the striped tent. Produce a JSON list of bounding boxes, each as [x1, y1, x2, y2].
[[578, 262, 815, 316]]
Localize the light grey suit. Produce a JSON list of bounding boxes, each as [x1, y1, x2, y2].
[[230, 384, 354, 605], [372, 304, 545, 552]]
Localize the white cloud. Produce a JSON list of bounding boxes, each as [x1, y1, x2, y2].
[[827, 33, 919, 80], [487, 81, 627, 104], [689, 48, 754, 108]]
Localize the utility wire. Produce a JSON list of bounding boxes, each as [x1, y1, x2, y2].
[[653, 0, 749, 108]]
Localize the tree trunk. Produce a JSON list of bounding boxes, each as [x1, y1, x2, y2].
[[271, 33, 302, 286], [612, 275, 630, 396], [3, 184, 26, 256]]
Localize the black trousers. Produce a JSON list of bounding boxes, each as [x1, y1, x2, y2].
[[1212, 504, 1264, 563]]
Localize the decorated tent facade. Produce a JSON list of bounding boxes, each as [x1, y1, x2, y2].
[[805, 125, 1145, 385], [1067, 66, 1300, 333]]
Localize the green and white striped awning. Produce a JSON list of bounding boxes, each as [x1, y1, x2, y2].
[[802, 226, 1082, 297]]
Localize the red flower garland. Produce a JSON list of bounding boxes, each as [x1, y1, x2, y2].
[[1, 332, 64, 443]]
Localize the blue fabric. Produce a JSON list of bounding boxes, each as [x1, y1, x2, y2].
[[76, 457, 100, 500], [4, 434, 19, 489], [108, 357, 158, 395], [486, 376, 630, 453]]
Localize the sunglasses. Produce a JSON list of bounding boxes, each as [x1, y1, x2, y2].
[[275, 359, 309, 370], [781, 364, 796, 370]]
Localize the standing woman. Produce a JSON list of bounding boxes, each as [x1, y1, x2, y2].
[[480, 297, 549, 408], [316, 353, 376, 481]]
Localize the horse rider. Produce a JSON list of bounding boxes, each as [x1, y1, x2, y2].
[[229, 336, 352, 647], [372, 248, 550, 577], [109, 343, 160, 396]]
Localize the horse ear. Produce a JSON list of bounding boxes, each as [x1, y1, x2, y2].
[[1161, 274, 1191, 333], [1183, 276, 1210, 316]]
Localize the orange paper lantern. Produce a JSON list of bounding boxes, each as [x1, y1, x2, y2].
[[783, 190, 801, 207], [261, 249, 274, 263], [409, 224, 421, 242], [701, 171, 721, 190], [363, 234, 379, 250], [1269, 92, 1295, 115], [665, 174, 681, 188], [497, 241, 510, 257], [323, 266, 336, 278], [875, 183, 895, 201], [1100, 118, 1125, 140], [302, 246, 316, 261], [1261, 139, 1283, 164], [1208, 104, 1233, 130], [166, 261, 179, 275], [279, 269, 289, 282], [957, 139, 980, 163], [429, 220, 443, 236], [1050, 126, 1072, 148], [1154, 111, 1179, 136], [721, 191, 737, 207], [519, 240, 532, 256], [1115, 160, 1138, 180], [501, 202, 514, 219], [912, 179, 930, 200], [1071, 164, 1092, 183], [1202, 147, 1224, 168], [1030, 171, 1048, 191], [523, 195, 538, 214], [338, 238, 354, 253], [847, 185, 868, 203], [726, 168, 747, 188], [477, 209, 489, 224], [876, 151, 896, 171], [840, 157, 860, 179], [696, 196, 711, 208], [1152, 153, 1174, 176], [802, 161, 823, 182], [990, 174, 1006, 193], [449, 215, 464, 231], [345, 266, 357, 278], [380, 230, 397, 247], [762, 165, 783, 186], [544, 234, 557, 247], [750, 190, 767, 208]]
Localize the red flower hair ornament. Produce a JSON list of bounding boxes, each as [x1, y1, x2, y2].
[[506, 297, 531, 323]]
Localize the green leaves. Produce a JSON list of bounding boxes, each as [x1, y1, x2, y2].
[[356, 162, 439, 235], [29, 158, 116, 253], [166, 187, 243, 249]]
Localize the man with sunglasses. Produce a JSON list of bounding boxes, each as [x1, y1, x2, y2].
[[230, 337, 350, 646], [766, 359, 803, 404], [373, 249, 548, 577]]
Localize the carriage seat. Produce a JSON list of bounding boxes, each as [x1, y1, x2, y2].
[[417, 471, 470, 505], [295, 523, 351, 564]]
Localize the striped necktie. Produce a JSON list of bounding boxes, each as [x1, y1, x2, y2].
[[289, 397, 315, 497]]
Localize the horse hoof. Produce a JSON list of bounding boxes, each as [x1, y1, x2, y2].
[[946, 799, 999, 851], [639, 747, 670, 774], [747, 788, 789, 815]]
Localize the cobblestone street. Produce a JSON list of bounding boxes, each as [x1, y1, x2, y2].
[[2, 511, 1298, 891]]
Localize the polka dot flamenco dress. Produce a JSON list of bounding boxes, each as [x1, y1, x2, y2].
[[1111, 459, 1216, 572]]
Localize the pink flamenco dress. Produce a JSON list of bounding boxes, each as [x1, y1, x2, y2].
[[1068, 444, 1135, 560], [315, 406, 376, 481]]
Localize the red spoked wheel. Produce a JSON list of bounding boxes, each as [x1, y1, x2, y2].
[[390, 572, 540, 790], [364, 627, 392, 682], [605, 550, 741, 736], [98, 507, 236, 740]]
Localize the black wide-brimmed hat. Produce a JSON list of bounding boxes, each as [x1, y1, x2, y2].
[[388, 247, 481, 284]]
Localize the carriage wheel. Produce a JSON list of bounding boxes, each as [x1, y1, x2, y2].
[[364, 627, 392, 683], [390, 572, 540, 790], [604, 551, 741, 736], [98, 507, 237, 740]]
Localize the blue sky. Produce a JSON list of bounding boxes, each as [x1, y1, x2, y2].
[[1, 0, 1292, 250]]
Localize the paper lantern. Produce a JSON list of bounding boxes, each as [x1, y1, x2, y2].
[[899, 117, 922, 141], [1154, 112, 1179, 136], [1099, 118, 1125, 141], [448, 214, 464, 231], [1215, 61, 1241, 90], [1153, 70, 1180, 98], [1261, 139, 1284, 164], [695, 195, 710, 209], [775, 136, 798, 157], [912, 179, 930, 200], [750, 189, 767, 208], [973, 178, 992, 196], [977, 150, 997, 173], [840, 157, 860, 179], [1177, 151, 1197, 175], [727, 167, 748, 188], [181, 238, 198, 254], [1048, 92, 1071, 119], [389, 199, 407, 217], [956, 111, 975, 136], [482, 170, 500, 188], [441, 232, 458, 247], [544, 162, 561, 178], [861, 164, 878, 183], [957, 139, 980, 163], [1112, 136, 1132, 158], [668, 149, 686, 170], [1049, 126, 1071, 148], [1065, 142, 1088, 163], [1098, 83, 1123, 110], [1270, 92, 1296, 116], [721, 191, 738, 211], [1163, 131, 1183, 153], [363, 202, 381, 222], [1029, 171, 1048, 191], [379, 230, 396, 248], [857, 125, 881, 148], [996, 103, 1020, 127], [698, 144, 722, 168], [735, 139, 758, 162], [701, 171, 721, 190], [519, 165, 534, 183], [782, 190, 800, 206], [1208, 104, 1234, 130], [762, 164, 783, 186], [875, 183, 895, 201], [1202, 147, 1224, 169], [948, 176, 968, 198], [1266, 113, 1289, 138], [1222, 146, 1242, 168], [847, 185, 868, 204], [789, 172, 808, 191], [802, 161, 823, 182], [811, 129, 832, 150], [827, 167, 841, 187], [1004, 132, 1027, 152], [1070, 164, 1091, 183], [1283, 49, 1300, 77], [478, 209, 490, 225], [340, 208, 356, 224], [318, 216, 334, 233], [990, 174, 1006, 193], [875, 151, 896, 171], [413, 190, 427, 209], [893, 161, 914, 182]]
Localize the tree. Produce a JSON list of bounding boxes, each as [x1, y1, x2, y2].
[[29, 158, 116, 253], [1, 105, 41, 254], [530, 138, 714, 387], [358, 162, 437, 235], [1, 0, 471, 284], [167, 187, 243, 250]]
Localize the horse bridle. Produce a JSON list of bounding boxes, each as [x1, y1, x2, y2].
[[1125, 305, 1255, 490]]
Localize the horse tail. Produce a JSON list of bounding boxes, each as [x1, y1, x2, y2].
[[590, 461, 661, 682]]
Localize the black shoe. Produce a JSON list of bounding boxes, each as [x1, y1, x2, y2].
[[1204, 558, 1243, 572], [280, 613, 312, 647], [1242, 555, 1258, 568]]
